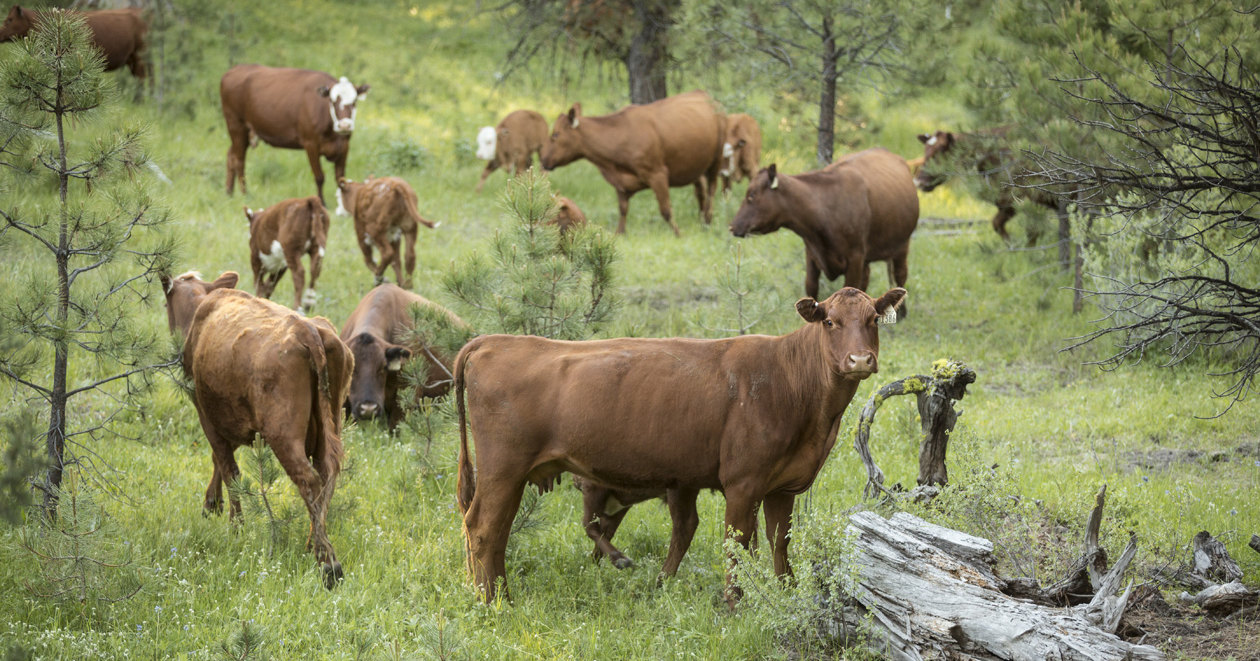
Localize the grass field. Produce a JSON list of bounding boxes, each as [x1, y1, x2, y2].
[[1, 1, 1257, 659]]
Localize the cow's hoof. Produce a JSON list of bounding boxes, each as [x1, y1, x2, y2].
[[612, 555, 634, 570], [322, 562, 344, 589]]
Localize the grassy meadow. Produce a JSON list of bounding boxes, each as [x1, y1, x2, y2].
[[1, 1, 1258, 659]]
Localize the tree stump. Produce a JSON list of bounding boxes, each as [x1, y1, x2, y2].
[[852, 359, 977, 497]]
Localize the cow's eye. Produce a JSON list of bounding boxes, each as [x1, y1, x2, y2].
[[823, 319, 833, 327]]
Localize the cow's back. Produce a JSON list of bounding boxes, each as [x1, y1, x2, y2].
[[221, 65, 333, 150], [624, 91, 724, 186], [80, 9, 146, 70], [828, 148, 919, 257], [500, 110, 548, 154]]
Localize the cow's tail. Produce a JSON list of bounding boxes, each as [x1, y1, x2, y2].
[[402, 189, 437, 229], [455, 340, 477, 517], [296, 321, 343, 471], [309, 197, 330, 250]]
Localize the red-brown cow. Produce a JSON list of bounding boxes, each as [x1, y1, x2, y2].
[[720, 113, 762, 193], [336, 176, 437, 288], [915, 129, 1070, 249], [244, 196, 329, 314], [549, 195, 588, 235], [161, 271, 353, 589], [455, 287, 906, 603], [475, 109, 548, 192], [0, 6, 148, 79], [539, 90, 726, 237], [731, 148, 919, 318], [340, 283, 471, 430], [220, 64, 369, 204]]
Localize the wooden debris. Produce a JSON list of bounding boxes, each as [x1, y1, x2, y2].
[[1192, 530, 1244, 584], [1180, 581, 1257, 616]]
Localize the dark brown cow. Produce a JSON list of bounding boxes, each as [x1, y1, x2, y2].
[[336, 176, 437, 288], [719, 113, 762, 193], [731, 148, 919, 317], [455, 287, 906, 603], [549, 195, 588, 235], [340, 283, 471, 430], [915, 129, 1069, 247], [161, 272, 354, 589], [0, 6, 148, 79], [539, 90, 726, 237], [244, 196, 329, 314], [220, 64, 369, 204], [475, 109, 548, 192]]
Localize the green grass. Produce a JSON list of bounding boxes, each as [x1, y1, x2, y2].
[[2, 1, 1258, 659]]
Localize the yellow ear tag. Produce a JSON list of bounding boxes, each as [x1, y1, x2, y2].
[[880, 306, 898, 325]]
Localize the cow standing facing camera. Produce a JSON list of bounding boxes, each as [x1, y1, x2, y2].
[[336, 176, 437, 289]]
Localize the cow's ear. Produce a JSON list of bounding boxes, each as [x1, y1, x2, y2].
[[385, 345, 413, 372], [917, 133, 931, 144], [158, 272, 172, 294], [317, 86, 331, 98], [244, 206, 254, 221], [768, 163, 779, 190], [355, 83, 370, 97], [212, 271, 240, 291], [568, 103, 581, 129], [795, 297, 826, 323], [873, 288, 907, 323]]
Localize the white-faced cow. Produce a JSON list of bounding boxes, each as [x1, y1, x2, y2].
[[0, 6, 148, 79], [916, 129, 1071, 254], [244, 196, 329, 314], [539, 90, 726, 237], [731, 148, 919, 318], [455, 287, 906, 604], [475, 109, 549, 192], [340, 283, 471, 430], [720, 113, 762, 193], [336, 176, 437, 289], [160, 271, 353, 589], [220, 64, 369, 205]]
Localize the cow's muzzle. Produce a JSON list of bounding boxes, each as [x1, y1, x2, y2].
[[914, 174, 944, 192], [353, 401, 380, 420], [334, 120, 355, 134], [841, 353, 877, 377]]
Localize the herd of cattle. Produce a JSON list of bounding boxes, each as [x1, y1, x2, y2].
[[4, 5, 1045, 603]]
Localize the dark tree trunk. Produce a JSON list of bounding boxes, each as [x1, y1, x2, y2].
[[624, 0, 675, 104], [45, 91, 71, 517], [815, 15, 836, 166]]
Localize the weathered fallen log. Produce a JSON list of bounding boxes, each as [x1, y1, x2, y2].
[[1192, 530, 1244, 584], [1250, 534, 1260, 555], [834, 511, 1165, 660], [1179, 580, 1257, 615], [852, 359, 977, 497]]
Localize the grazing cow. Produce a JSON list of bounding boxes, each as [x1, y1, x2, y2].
[[244, 196, 329, 314], [719, 113, 762, 193], [160, 272, 354, 589], [915, 129, 1070, 252], [905, 155, 925, 176], [539, 90, 726, 237], [220, 64, 369, 204], [731, 149, 919, 317], [336, 176, 437, 288], [549, 195, 588, 235], [340, 283, 471, 430], [475, 109, 549, 192], [0, 6, 148, 80], [455, 286, 906, 603]]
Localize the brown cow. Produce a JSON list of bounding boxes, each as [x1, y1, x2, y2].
[[159, 271, 239, 338], [0, 6, 147, 79], [162, 272, 353, 589], [220, 64, 369, 204], [336, 176, 437, 288], [720, 113, 762, 193], [455, 286, 906, 603], [340, 283, 471, 430], [549, 195, 588, 235], [731, 148, 919, 318], [539, 90, 726, 237], [915, 129, 1070, 251], [244, 196, 329, 314], [475, 109, 549, 192]]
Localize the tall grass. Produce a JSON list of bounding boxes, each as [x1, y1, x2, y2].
[[1, 1, 1257, 659]]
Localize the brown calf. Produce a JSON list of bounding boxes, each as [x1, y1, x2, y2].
[[245, 196, 329, 314], [336, 176, 437, 288], [475, 109, 548, 192], [549, 195, 588, 235], [456, 287, 906, 603], [720, 113, 762, 193]]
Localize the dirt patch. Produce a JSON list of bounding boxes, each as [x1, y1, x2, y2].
[[1124, 447, 1242, 472], [1123, 589, 1260, 660]]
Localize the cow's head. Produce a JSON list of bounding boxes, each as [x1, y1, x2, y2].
[[335, 177, 360, 217], [729, 164, 787, 237], [318, 77, 369, 135], [796, 287, 906, 379], [540, 103, 584, 170], [0, 6, 34, 42], [475, 125, 497, 161], [159, 270, 239, 337], [914, 130, 955, 192], [345, 332, 412, 422]]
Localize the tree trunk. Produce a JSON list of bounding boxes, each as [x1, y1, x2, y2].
[[815, 15, 836, 166], [45, 79, 71, 517], [624, 0, 674, 104]]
